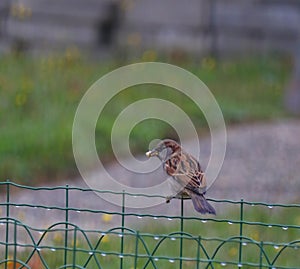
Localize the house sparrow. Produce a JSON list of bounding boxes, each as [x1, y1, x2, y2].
[[146, 139, 216, 214]]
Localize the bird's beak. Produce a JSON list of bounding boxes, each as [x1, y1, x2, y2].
[[146, 150, 158, 158]]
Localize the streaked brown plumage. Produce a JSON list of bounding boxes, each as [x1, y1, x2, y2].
[[146, 139, 216, 214]]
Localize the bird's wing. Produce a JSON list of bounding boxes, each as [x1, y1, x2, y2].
[[172, 172, 207, 194], [166, 151, 207, 194]]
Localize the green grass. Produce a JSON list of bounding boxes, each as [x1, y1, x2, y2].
[[6, 204, 300, 268], [0, 53, 291, 184]]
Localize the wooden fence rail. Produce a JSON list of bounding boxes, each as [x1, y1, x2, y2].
[[0, 0, 299, 57]]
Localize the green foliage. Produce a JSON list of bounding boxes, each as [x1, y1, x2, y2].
[[0, 54, 290, 184]]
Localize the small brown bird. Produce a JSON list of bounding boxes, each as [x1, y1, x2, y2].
[[146, 139, 216, 214]]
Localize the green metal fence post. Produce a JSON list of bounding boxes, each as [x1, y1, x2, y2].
[[196, 236, 201, 269], [5, 180, 10, 269], [134, 231, 139, 269], [64, 184, 69, 266], [120, 190, 125, 269], [179, 198, 184, 269], [238, 199, 244, 266], [259, 241, 263, 269], [13, 220, 17, 269], [72, 226, 77, 269]]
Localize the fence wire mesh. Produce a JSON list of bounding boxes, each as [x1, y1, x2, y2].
[[0, 180, 299, 269]]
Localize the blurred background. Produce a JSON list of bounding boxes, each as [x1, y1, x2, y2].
[[0, 0, 299, 60], [0, 0, 300, 185]]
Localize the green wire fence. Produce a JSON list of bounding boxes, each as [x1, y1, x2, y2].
[[0, 180, 299, 269]]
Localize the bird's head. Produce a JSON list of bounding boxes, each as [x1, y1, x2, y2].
[[146, 139, 181, 161]]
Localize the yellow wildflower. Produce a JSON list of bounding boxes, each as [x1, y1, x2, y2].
[[102, 235, 109, 243], [102, 214, 113, 223], [15, 92, 27, 106], [228, 246, 237, 257], [142, 50, 157, 62]]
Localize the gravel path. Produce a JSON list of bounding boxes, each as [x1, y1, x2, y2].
[[1, 119, 300, 233]]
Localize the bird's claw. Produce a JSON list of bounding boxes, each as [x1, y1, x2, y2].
[[166, 196, 172, 203]]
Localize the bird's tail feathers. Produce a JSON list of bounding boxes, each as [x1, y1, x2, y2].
[[189, 192, 216, 215]]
